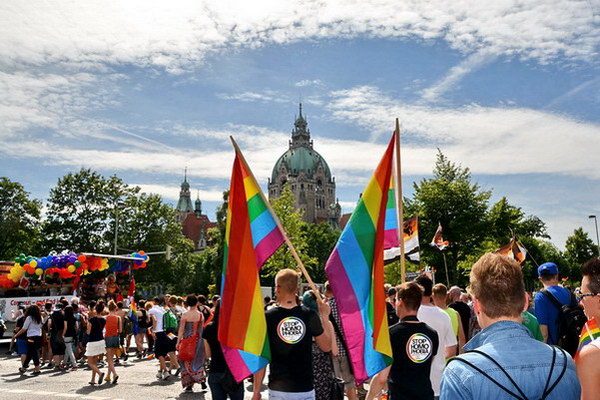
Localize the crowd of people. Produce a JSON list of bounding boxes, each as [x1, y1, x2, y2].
[[4, 255, 600, 400]]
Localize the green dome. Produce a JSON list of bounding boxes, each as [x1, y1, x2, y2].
[[272, 146, 332, 182]]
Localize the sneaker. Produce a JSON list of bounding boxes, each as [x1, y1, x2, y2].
[[18, 367, 26, 374], [98, 372, 105, 384], [31, 370, 41, 376], [122, 352, 128, 361], [156, 370, 163, 380], [112, 375, 119, 384], [200, 382, 207, 390], [11, 352, 18, 356], [173, 367, 181, 377], [184, 386, 193, 393], [162, 370, 170, 381]]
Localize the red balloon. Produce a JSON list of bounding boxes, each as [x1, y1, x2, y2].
[[78, 255, 87, 262]]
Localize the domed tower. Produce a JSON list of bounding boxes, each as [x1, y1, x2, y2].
[[268, 104, 338, 225], [176, 168, 194, 222]]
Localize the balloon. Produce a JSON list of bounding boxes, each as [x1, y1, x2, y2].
[[139, 250, 146, 256], [67, 265, 76, 273], [74, 261, 81, 267], [78, 255, 86, 262], [35, 268, 43, 276], [30, 260, 38, 268]]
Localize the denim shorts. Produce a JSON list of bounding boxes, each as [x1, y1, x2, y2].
[[16, 338, 28, 355], [269, 389, 315, 400], [105, 335, 120, 349]]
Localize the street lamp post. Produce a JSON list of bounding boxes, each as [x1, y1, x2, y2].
[[589, 215, 600, 257], [114, 202, 125, 255]]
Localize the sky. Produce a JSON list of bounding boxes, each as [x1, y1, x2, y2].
[[1, 1, 599, 250]]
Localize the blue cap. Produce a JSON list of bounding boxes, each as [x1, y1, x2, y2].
[[538, 262, 558, 277]]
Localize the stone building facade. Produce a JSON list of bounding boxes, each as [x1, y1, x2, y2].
[[268, 104, 341, 227]]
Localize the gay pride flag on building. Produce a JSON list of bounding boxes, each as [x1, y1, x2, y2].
[[325, 131, 395, 384], [218, 146, 285, 382]]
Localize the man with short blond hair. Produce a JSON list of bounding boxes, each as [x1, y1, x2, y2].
[[441, 253, 580, 399], [253, 269, 333, 400]]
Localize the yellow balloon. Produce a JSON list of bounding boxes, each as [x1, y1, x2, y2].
[[67, 265, 76, 273], [35, 268, 43, 276], [14, 263, 20, 268], [30, 260, 38, 268]]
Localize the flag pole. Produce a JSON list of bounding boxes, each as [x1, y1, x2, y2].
[[394, 119, 406, 283], [442, 253, 449, 287], [229, 136, 323, 301]]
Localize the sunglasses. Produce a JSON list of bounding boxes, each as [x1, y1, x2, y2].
[[575, 290, 599, 302]]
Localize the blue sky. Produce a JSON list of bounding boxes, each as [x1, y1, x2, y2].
[[1, 1, 599, 250]]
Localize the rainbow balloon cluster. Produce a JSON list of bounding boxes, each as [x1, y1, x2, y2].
[[0, 251, 149, 289]]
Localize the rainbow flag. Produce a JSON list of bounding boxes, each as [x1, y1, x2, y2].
[[218, 149, 285, 382], [575, 318, 599, 361], [325, 132, 395, 384]]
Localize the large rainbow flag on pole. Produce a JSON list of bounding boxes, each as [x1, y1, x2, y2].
[[218, 146, 285, 382], [325, 131, 396, 384]]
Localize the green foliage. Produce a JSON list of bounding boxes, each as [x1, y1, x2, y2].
[[563, 227, 597, 283], [42, 169, 138, 253], [0, 177, 42, 259], [405, 151, 491, 286], [262, 185, 316, 284], [187, 190, 229, 295], [301, 222, 341, 283], [40, 168, 194, 293]]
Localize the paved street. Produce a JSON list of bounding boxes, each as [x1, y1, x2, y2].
[[0, 344, 266, 400]]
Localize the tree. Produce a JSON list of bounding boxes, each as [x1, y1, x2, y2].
[[563, 227, 596, 283], [118, 193, 195, 292], [188, 190, 229, 295], [404, 151, 491, 285], [42, 169, 137, 253], [301, 222, 341, 283], [487, 197, 548, 244], [0, 177, 42, 259], [261, 185, 316, 284]]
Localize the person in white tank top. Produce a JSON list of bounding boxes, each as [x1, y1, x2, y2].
[[576, 258, 600, 400]]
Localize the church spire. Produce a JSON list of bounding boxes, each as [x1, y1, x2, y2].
[[291, 103, 311, 149]]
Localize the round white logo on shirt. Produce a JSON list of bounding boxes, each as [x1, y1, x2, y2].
[[406, 333, 433, 363], [277, 317, 306, 344]]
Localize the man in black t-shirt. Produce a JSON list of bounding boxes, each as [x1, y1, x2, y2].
[[448, 286, 471, 340], [367, 282, 439, 400], [253, 269, 333, 400]]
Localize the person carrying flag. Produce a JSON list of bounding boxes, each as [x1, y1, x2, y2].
[[252, 269, 333, 400], [576, 257, 600, 399]]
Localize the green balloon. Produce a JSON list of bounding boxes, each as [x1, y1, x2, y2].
[[74, 261, 81, 267]]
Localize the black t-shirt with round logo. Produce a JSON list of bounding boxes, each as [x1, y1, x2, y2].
[[265, 305, 324, 392], [389, 316, 439, 400]]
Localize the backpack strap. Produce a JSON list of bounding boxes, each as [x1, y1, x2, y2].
[[448, 356, 526, 400], [541, 347, 568, 400], [541, 289, 564, 310], [469, 350, 529, 399]]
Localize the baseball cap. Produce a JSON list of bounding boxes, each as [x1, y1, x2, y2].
[[538, 262, 559, 277]]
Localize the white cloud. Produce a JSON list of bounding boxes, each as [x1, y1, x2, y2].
[[216, 90, 289, 103], [295, 79, 323, 87], [420, 50, 498, 102], [327, 85, 600, 179], [1, 1, 597, 74]]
